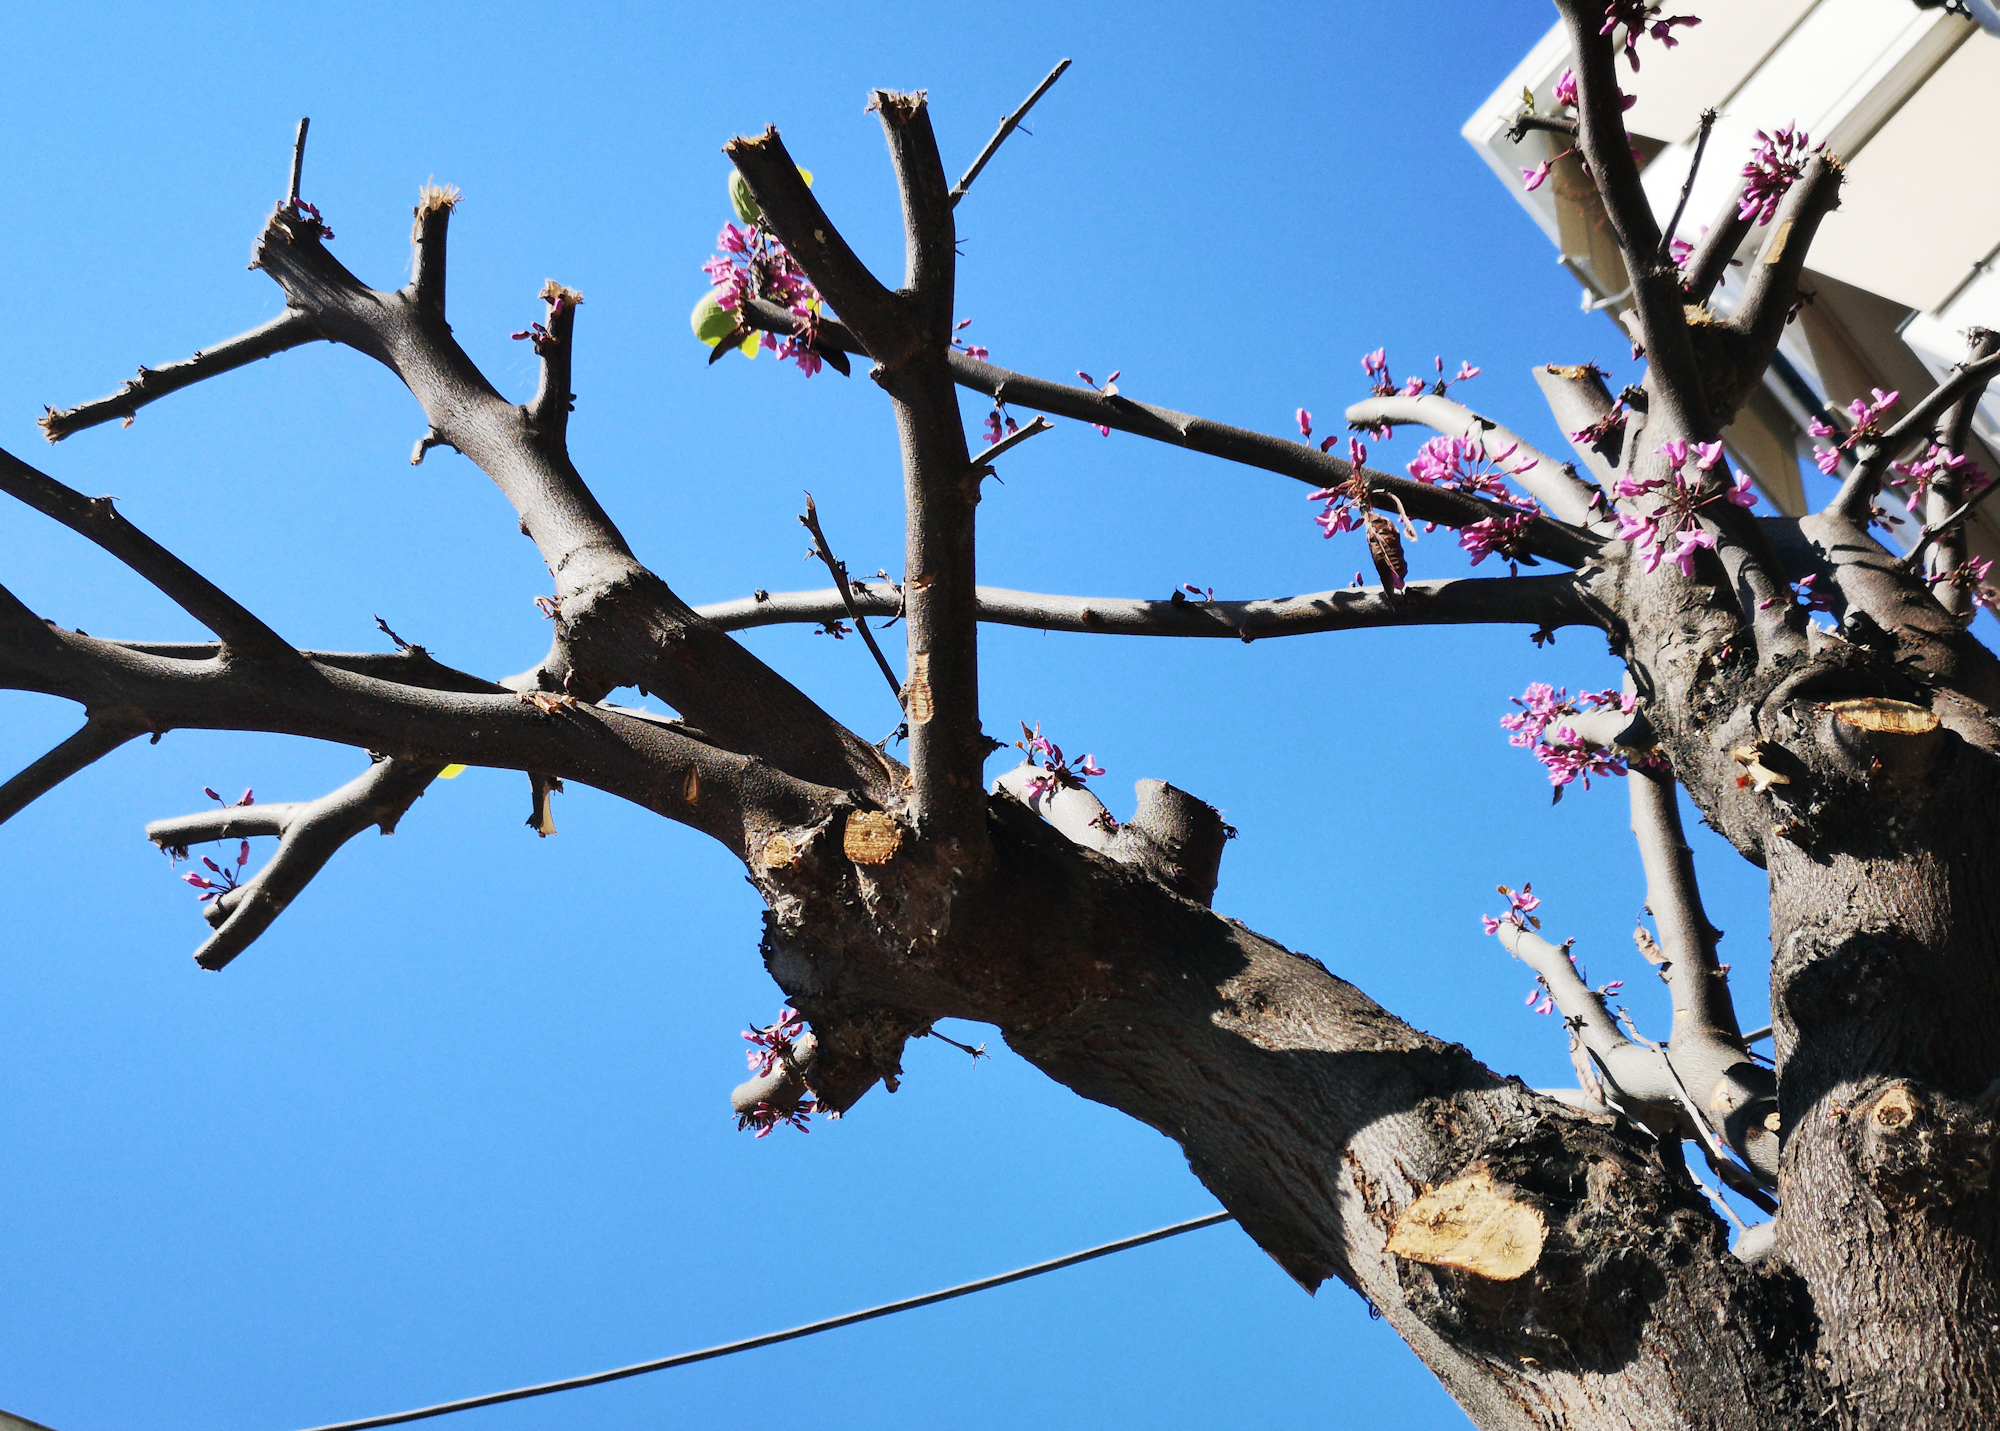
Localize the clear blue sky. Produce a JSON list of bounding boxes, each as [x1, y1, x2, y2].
[[0, 3, 1780, 1428]]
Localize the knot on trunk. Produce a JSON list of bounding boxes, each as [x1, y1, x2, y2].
[[1857, 1081, 1995, 1214]]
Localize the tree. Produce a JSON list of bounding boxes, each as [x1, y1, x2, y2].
[[8, 4, 2000, 1429]]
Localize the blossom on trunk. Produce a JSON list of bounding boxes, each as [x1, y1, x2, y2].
[[1739, 124, 1812, 226], [1612, 438, 1752, 577]]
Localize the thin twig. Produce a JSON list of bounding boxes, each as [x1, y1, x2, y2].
[[1658, 109, 1715, 266], [950, 59, 1071, 206], [288, 117, 310, 208], [799, 493, 904, 705], [969, 414, 1053, 470]]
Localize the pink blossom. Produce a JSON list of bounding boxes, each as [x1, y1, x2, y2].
[[1602, 0, 1700, 69], [1739, 124, 1812, 226], [1297, 408, 1312, 439], [1361, 349, 1388, 378], [1014, 722, 1104, 793], [1666, 525, 1717, 577], [1522, 161, 1554, 192], [1459, 513, 1538, 573], [1552, 68, 1579, 109], [743, 1007, 807, 1078]]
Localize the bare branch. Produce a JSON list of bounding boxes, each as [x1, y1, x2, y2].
[[39, 310, 321, 442], [1728, 153, 1844, 416], [1344, 393, 1603, 527], [4, 626, 847, 859], [0, 446, 300, 664], [1678, 181, 1752, 307], [157, 757, 441, 971], [1628, 766, 1778, 1185], [1493, 921, 1683, 1125], [525, 281, 584, 444], [697, 573, 1596, 640], [1657, 108, 1716, 267], [0, 719, 143, 826], [410, 181, 461, 315], [736, 297, 1602, 566], [287, 117, 309, 209], [949, 58, 1071, 206], [799, 493, 903, 705], [969, 414, 1053, 469]]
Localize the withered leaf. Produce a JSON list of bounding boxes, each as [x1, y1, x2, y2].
[[1363, 510, 1408, 593]]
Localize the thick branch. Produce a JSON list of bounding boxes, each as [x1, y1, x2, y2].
[[1553, 0, 1703, 435], [724, 127, 920, 366], [0, 445, 299, 664], [1531, 363, 1625, 487], [0, 719, 143, 825], [38, 310, 320, 442], [1728, 154, 1844, 417], [697, 574, 1597, 640], [1344, 393, 1603, 527]]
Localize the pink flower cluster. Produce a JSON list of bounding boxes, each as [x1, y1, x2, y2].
[[1309, 438, 1373, 537], [1570, 395, 1628, 449], [738, 1007, 819, 1138], [1614, 439, 1755, 577], [1459, 513, 1540, 574], [1481, 882, 1543, 936], [983, 405, 1020, 446], [1886, 442, 1986, 513], [1739, 124, 1812, 226], [1601, 0, 1699, 69], [1015, 722, 1104, 800], [1358, 350, 1480, 408], [175, 787, 259, 904], [703, 221, 828, 376], [744, 1006, 807, 1078], [1808, 389, 1898, 476], [1929, 557, 2000, 615], [1408, 434, 1541, 507], [1500, 683, 1635, 791]]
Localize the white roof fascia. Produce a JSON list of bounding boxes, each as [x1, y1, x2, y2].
[[1640, 1, 1966, 262], [1461, 20, 1574, 245]]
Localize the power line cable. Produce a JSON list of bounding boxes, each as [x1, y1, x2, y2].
[[293, 1210, 1235, 1431]]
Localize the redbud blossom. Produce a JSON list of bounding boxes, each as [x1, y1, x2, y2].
[[1739, 124, 1812, 225]]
